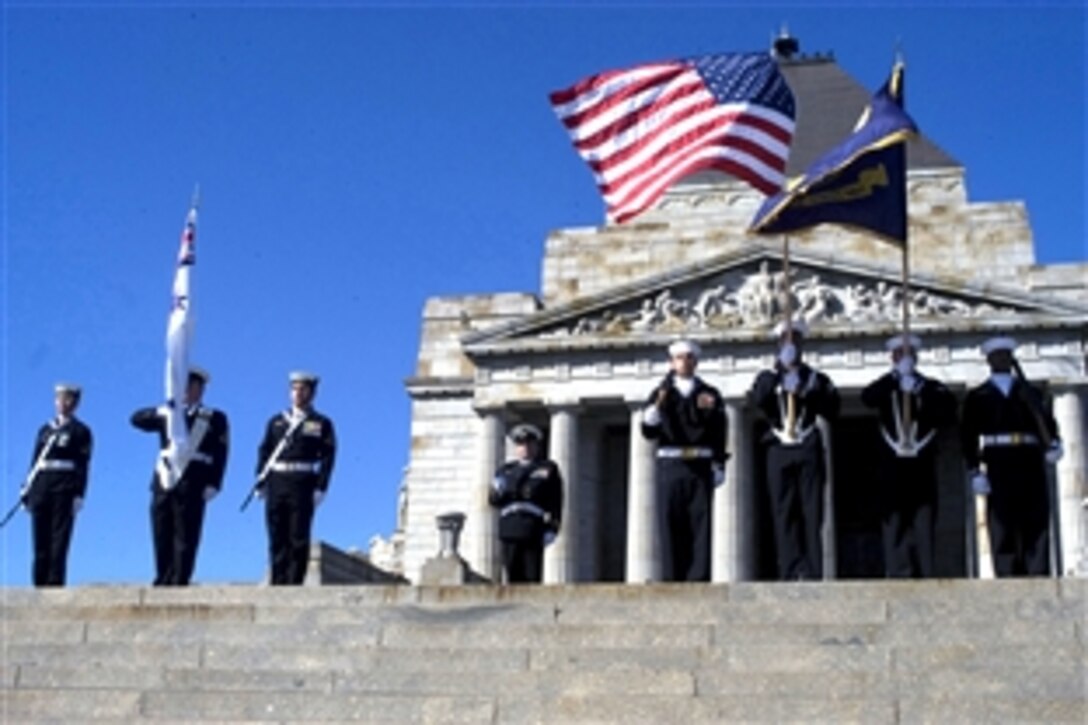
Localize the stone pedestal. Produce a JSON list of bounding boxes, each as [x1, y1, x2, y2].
[[419, 511, 487, 585]]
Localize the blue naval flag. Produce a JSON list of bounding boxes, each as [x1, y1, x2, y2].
[[749, 61, 915, 244]]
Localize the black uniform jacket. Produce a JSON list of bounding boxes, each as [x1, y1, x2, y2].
[[861, 371, 957, 457], [24, 417, 93, 508], [131, 405, 229, 492], [489, 458, 564, 542], [256, 409, 337, 492], [749, 363, 840, 444], [640, 374, 728, 466], [961, 377, 1059, 472]]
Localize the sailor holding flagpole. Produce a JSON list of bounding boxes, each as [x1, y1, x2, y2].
[[861, 334, 956, 578], [131, 193, 230, 586], [748, 319, 839, 581]]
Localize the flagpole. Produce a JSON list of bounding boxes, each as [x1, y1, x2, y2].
[[782, 234, 797, 439], [900, 235, 912, 444]]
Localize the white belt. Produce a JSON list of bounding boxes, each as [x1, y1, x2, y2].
[[271, 461, 322, 474], [657, 447, 714, 460], [980, 433, 1039, 448], [501, 501, 548, 519], [40, 460, 76, 471], [770, 424, 815, 446]]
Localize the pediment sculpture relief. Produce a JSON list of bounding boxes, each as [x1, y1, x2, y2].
[[545, 262, 1018, 337]]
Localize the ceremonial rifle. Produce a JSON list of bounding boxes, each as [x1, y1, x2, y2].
[[1, 433, 60, 528], [240, 415, 306, 512]]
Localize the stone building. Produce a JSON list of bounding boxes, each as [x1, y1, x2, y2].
[[377, 41, 1088, 584]]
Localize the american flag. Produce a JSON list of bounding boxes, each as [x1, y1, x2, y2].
[[550, 53, 796, 224]]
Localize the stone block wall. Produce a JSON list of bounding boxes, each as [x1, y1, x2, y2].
[[541, 169, 1040, 305], [402, 294, 542, 581]]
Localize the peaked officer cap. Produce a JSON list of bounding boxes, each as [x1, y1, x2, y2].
[[508, 423, 543, 443]]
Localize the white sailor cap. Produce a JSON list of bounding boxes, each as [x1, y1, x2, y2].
[[885, 334, 922, 352], [188, 366, 211, 384], [289, 371, 320, 385], [54, 382, 81, 397], [667, 339, 701, 358], [981, 336, 1017, 355], [508, 423, 543, 443], [772, 318, 809, 339]]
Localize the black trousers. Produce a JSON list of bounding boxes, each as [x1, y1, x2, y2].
[[765, 437, 825, 581], [150, 482, 208, 586], [30, 490, 77, 587], [500, 538, 544, 583], [265, 476, 316, 585], [877, 455, 937, 579], [985, 449, 1051, 577], [655, 459, 712, 582]]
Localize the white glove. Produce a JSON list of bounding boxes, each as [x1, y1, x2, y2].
[[543, 531, 557, 547], [313, 489, 325, 507], [203, 487, 218, 503], [782, 370, 800, 393], [1045, 441, 1063, 465], [899, 374, 918, 393], [642, 405, 662, 427], [72, 497, 83, 515], [254, 487, 266, 501], [971, 471, 991, 495], [712, 465, 725, 487], [778, 342, 798, 367]]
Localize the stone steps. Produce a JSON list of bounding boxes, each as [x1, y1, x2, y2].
[[2, 579, 1084, 722]]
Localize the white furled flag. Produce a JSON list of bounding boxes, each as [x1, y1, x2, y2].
[[550, 52, 796, 224], [162, 195, 198, 489]]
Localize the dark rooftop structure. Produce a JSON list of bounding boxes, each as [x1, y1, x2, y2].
[[681, 31, 959, 187]]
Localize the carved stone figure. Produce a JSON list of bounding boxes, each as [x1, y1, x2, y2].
[[548, 264, 1020, 337]]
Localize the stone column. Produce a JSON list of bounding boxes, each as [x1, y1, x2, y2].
[[471, 407, 505, 582], [713, 401, 751, 582], [1052, 387, 1086, 577], [543, 403, 580, 583], [818, 417, 837, 580], [625, 399, 659, 583]]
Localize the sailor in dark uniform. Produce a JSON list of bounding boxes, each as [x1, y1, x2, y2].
[[641, 339, 727, 582], [256, 371, 337, 585], [861, 334, 957, 578], [131, 367, 229, 586], [962, 336, 1062, 577], [748, 320, 840, 581], [489, 424, 563, 584], [21, 383, 93, 587]]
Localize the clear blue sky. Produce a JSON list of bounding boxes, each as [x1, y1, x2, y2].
[[2, 2, 1084, 587]]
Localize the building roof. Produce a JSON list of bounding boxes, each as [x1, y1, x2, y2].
[[778, 53, 959, 174], [678, 44, 959, 189]]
